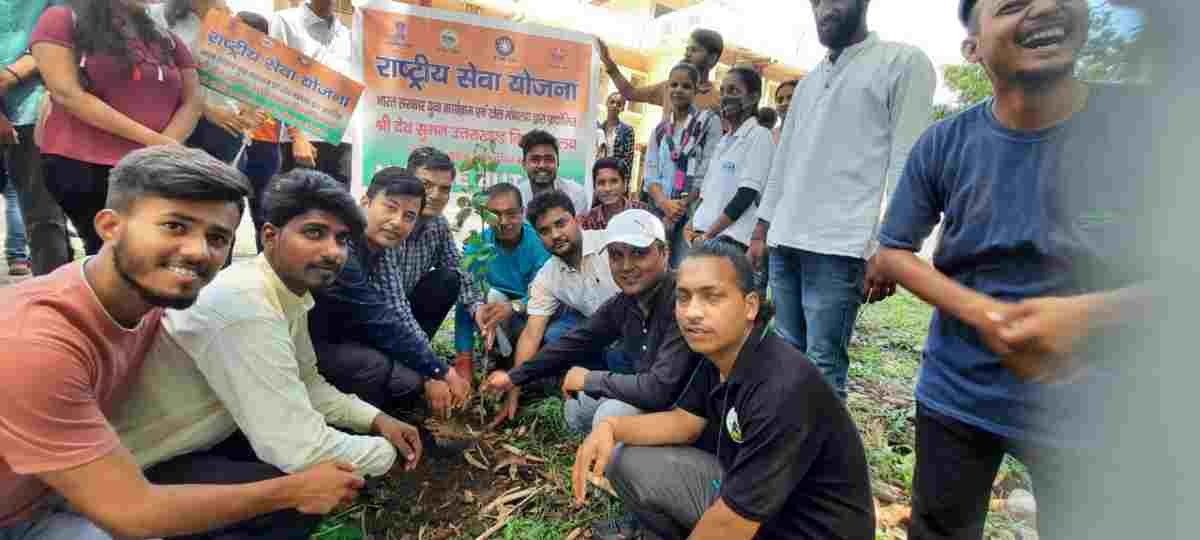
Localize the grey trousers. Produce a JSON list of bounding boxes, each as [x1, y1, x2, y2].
[[608, 445, 722, 540]]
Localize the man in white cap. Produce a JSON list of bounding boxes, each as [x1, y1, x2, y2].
[[483, 209, 702, 434]]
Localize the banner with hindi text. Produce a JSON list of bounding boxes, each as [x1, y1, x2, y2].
[[353, 1, 598, 196]]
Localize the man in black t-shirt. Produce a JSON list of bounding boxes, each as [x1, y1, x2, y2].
[[572, 241, 874, 540]]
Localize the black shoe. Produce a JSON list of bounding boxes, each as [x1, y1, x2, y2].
[[592, 513, 646, 540]]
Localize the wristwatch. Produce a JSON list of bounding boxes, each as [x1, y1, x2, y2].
[[511, 299, 526, 314]]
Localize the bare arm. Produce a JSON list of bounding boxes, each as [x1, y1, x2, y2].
[[161, 68, 203, 143], [32, 42, 176, 147], [39, 446, 361, 540], [514, 314, 550, 370], [606, 407, 707, 447], [0, 55, 38, 95], [688, 498, 762, 540], [595, 38, 666, 105]]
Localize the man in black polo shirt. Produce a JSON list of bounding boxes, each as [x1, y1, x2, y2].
[[482, 209, 701, 434], [573, 241, 874, 540]]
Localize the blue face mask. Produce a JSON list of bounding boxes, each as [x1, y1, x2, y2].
[[720, 96, 752, 120]]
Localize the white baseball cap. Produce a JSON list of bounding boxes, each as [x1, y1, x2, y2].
[[600, 209, 667, 250]]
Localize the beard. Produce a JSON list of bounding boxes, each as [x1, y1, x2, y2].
[[113, 241, 206, 310], [818, 2, 865, 49]]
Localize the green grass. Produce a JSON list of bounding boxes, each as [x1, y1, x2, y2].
[[316, 290, 1032, 539]]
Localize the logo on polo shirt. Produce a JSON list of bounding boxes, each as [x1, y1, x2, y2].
[[725, 408, 744, 444]]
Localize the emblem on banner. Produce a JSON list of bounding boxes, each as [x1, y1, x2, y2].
[[388, 21, 409, 47], [439, 29, 460, 52], [495, 36, 514, 57]]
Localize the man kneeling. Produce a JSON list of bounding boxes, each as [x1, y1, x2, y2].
[[573, 241, 875, 540]]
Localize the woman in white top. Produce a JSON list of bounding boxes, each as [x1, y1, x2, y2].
[[686, 66, 776, 251], [153, 0, 258, 162]]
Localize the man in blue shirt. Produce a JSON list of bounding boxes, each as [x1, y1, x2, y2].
[[456, 183, 552, 361], [0, 0, 72, 275], [877, 1, 1153, 539]]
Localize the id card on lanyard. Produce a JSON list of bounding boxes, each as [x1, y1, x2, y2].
[[665, 113, 697, 195]]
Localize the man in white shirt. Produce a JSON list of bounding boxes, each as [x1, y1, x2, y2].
[[516, 130, 590, 218], [114, 171, 424, 531], [269, 0, 355, 186], [751, 0, 936, 399], [485, 189, 622, 429]]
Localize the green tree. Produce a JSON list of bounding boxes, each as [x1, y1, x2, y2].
[[943, 64, 994, 109]]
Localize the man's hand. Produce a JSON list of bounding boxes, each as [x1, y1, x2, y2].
[[445, 368, 472, 409], [488, 388, 521, 430], [481, 370, 515, 394], [595, 37, 615, 68], [658, 198, 685, 222], [988, 296, 1095, 383], [561, 367, 589, 399], [749, 237, 767, 271], [373, 415, 422, 471], [292, 137, 317, 168], [424, 379, 453, 418], [0, 113, 18, 145], [572, 420, 618, 506], [863, 254, 897, 304], [286, 461, 366, 514]]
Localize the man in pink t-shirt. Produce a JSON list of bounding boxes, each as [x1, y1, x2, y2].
[[0, 146, 364, 539]]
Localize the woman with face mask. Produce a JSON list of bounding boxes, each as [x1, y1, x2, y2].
[[31, 0, 203, 256], [686, 66, 776, 255]]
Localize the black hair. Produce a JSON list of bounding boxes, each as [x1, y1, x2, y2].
[[726, 65, 763, 120], [684, 239, 775, 322], [236, 11, 271, 34], [107, 145, 249, 215], [262, 169, 366, 238], [690, 28, 725, 66], [670, 62, 702, 85], [519, 130, 559, 160], [777, 79, 799, 96], [70, 0, 177, 72], [526, 190, 576, 226], [757, 107, 778, 129], [366, 167, 427, 213], [406, 146, 457, 181], [966, 2, 982, 35], [164, 0, 192, 28], [487, 182, 523, 208], [592, 157, 626, 181]]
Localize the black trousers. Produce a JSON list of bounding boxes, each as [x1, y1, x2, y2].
[[144, 432, 322, 540], [314, 341, 426, 414], [42, 155, 110, 256], [908, 404, 1095, 540], [239, 140, 283, 252], [279, 141, 351, 188], [1, 125, 72, 274], [408, 264, 461, 342]]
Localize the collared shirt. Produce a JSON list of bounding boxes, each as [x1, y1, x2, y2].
[[510, 273, 702, 412], [373, 215, 484, 339], [268, 5, 354, 143], [578, 198, 652, 231], [692, 118, 776, 246], [526, 229, 619, 318], [113, 255, 397, 477], [677, 325, 874, 539], [148, 5, 240, 112], [464, 222, 551, 301], [309, 240, 449, 380], [644, 109, 723, 200], [597, 120, 635, 178], [0, 0, 61, 126], [758, 32, 936, 259], [518, 177, 590, 218]]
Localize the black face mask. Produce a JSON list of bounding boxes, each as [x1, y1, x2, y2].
[[720, 96, 752, 120]]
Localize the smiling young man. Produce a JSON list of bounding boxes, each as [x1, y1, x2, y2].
[[113, 170, 426, 528], [0, 147, 363, 540], [306, 168, 471, 426], [573, 241, 874, 540], [876, 1, 1156, 539], [371, 147, 486, 388], [484, 208, 701, 436], [579, 157, 651, 231], [752, 0, 937, 399], [517, 130, 590, 217]]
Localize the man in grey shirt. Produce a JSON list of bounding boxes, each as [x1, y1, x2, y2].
[[751, 0, 935, 398]]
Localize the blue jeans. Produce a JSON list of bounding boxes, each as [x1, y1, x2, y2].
[[0, 500, 111, 540], [1, 171, 29, 263], [564, 393, 643, 433], [768, 246, 865, 399]]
